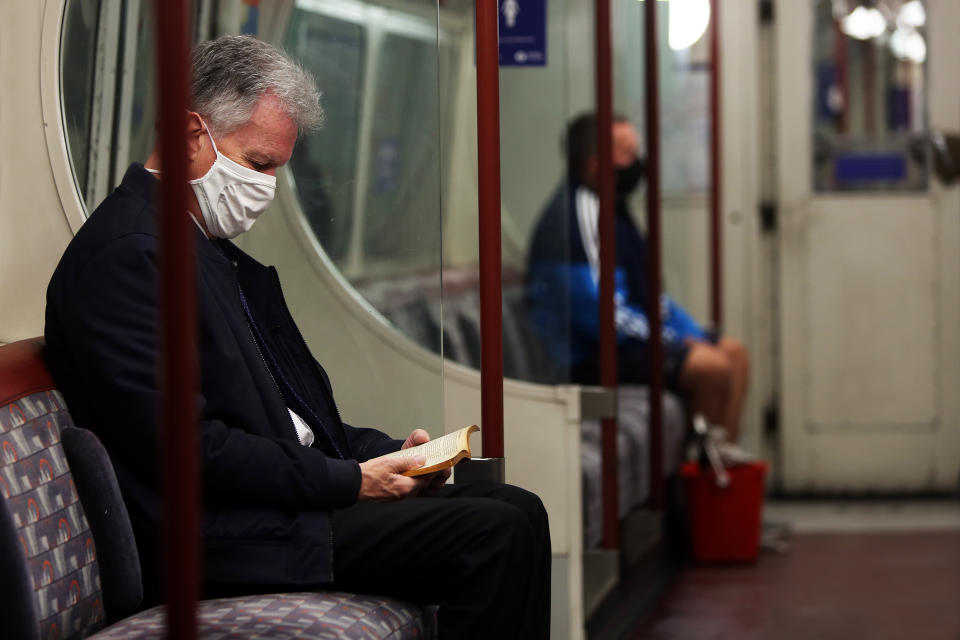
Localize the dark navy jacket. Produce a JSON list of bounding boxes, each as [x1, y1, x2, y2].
[[45, 164, 402, 599]]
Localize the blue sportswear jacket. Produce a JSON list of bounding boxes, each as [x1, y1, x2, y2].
[[525, 182, 706, 376]]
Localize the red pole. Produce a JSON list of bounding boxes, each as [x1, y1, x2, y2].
[[475, 0, 504, 459], [645, 0, 664, 512], [154, 1, 199, 637], [595, 0, 619, 550], [709, 0, 722, 329]]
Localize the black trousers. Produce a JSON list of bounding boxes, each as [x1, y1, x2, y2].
[[330, 482, 551, 638]]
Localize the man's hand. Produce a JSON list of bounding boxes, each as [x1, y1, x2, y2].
[[400, 428, 451, 496], [358, 454, 430, 501]]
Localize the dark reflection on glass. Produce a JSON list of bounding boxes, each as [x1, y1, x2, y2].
[[362, 33, 440, 267], [284, 10, 365, 263]]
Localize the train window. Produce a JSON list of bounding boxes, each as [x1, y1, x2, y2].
[[278, 0, 449, 358], [61, 0, 157, 213], [59, 0, 448, 359], [60, 0, 289, 214], [283, 0, 444, 283], [60, 0, 99, 202], [812, 0, 928, 191]]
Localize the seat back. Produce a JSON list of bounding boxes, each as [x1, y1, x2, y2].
[[0, 339, 141, 639]]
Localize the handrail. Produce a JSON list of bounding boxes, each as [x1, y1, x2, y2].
[[709, 0, 723, 329], [595, 0, 620, 550], [475, 0, 505, 461], [645, 0, 665, 512], [153, 1, 199, 637]]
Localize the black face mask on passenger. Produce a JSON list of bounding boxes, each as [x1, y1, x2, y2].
[[615, 157, 646, 199]]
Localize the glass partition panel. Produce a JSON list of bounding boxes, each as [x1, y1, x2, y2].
[[429, 0, 576, 384], [284, 8, 365, 264], [812, 0, 928, 191], [614, 0, 711, 327]]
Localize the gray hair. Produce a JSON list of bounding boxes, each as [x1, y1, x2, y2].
[[190, 35, 323, 137]]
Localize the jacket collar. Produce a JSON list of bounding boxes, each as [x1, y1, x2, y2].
[[120, 163, 229, 265]]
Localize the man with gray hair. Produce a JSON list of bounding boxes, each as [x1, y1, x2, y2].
[[45, 35, 549, 638]]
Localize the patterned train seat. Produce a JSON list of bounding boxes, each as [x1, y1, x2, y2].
[[0, 339, 436, 640]]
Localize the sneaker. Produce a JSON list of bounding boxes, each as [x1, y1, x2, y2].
[[717, 441, 757, 466]]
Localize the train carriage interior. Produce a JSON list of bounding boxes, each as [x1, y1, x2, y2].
[[1, 0, 959, 638]]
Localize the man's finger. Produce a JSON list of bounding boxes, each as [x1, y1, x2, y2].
[[402, 428, 431, 449]]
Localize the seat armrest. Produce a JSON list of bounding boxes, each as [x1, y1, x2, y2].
[[580, 386, 617, 420]]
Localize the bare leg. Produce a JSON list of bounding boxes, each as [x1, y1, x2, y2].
[[677, 342, 733, 433], [716, 337, 750, 442]]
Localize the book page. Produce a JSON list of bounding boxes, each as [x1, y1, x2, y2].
[[381, 425, 478, 472]]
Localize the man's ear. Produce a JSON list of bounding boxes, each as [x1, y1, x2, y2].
[[185, 112, 207, 162]]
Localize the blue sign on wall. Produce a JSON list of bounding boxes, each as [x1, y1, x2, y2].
[[835, 153, 907, 183], [498, 0, 547, 67]]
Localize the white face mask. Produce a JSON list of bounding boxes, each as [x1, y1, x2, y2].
[[189, 119, 277, 239]]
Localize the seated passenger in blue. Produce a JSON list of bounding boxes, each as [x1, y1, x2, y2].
[[526, 113, 749, 442], [45, 35, 549, 638]]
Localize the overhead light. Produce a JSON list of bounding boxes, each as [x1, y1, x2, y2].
[[668, 0, 711, 51], [897, 0, 926, 28], [840, 6, 887, 40], [890, 27, 926, 63]]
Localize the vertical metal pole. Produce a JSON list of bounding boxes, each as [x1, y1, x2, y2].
[[645, 0, 664, 512], [595, 0, 619, 550], [709, 0, 722, 329], [475, 0, 504, 459], [154, 1, 199, 637]]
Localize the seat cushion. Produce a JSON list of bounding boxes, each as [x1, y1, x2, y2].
[[0, 390, 107, 640], [60, 427, 142, 619], [89, 592, 437, 639]]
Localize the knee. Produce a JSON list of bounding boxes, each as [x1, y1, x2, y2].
[[467, 501, 537, 563], [500, 485, 549, 533], [682, 348, 734, 396], [721, 337, 750, 371], [706, 359, 734, 396]]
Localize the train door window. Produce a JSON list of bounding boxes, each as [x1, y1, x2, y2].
[[813, 0, 928, 191]]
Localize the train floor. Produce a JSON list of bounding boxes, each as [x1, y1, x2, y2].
[[632, 500, 960, 640]]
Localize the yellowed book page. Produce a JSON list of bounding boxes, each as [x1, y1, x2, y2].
[[380, 425, 479, 476]]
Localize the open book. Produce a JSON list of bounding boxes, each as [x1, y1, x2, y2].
[[380, 425, 480, 477]]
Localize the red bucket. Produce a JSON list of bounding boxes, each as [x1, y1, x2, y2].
[[680, 461, 768, 563]]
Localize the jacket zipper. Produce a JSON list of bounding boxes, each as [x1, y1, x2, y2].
[[231, 264, 301, 445], [272, 271, 347, 443]]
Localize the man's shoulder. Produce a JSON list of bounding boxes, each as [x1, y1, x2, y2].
[[527, 183, 584, 263], [84, 165, 158, 240], [49, 166, 159, 293]]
